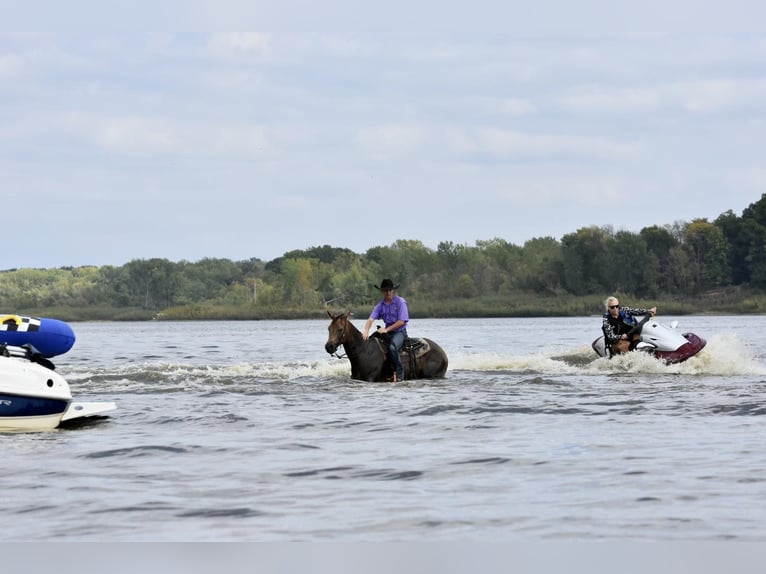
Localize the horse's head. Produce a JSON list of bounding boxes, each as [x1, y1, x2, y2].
[[325, 310, 352, 354]]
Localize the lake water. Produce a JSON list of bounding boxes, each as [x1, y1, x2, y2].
[[2, 315, 766, 544]]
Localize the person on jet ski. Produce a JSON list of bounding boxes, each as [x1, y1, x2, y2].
[[602, 296, 657, 355]]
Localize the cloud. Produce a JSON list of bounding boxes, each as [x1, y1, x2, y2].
[[492, 173, 644, 207], [559, 86, 662, 113], [355, 124, 428, 159], [729, 168, 766, 196], [503, 98, 537, 116], [559, 77, 766, 115], [48, 111, 314, 159], [0, 53, 23, 78], [671, 78, 766, 113], [1, 29, 765, 268], [470, 128, 639, 161], [356, 123, 639, 162], [206, 33, 272, 59], [317, 35, 379, 57]]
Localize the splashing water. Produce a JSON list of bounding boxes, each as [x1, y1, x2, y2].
[[447, 332, 766, 377]]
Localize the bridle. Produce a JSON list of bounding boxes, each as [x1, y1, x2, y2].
[[328, 316, 382, 361], [329, 317, 349, 359]]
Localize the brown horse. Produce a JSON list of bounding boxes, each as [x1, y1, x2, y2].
[[324, 311, 448, 382]]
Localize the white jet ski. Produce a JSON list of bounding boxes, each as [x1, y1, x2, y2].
[[592, 314, 706, 364], [0, 343, 116, 431]]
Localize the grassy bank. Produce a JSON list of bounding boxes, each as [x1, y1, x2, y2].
[[13, 286, 766, 322]]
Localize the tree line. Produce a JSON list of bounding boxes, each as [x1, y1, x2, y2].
[[3, 194, 766, 320]]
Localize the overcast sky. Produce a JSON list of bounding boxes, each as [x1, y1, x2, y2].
[[3, 2, 765, 269]]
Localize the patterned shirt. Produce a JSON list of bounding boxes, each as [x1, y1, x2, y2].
[[602, 306, 652, 345]]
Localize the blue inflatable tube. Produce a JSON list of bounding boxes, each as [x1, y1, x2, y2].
[[0, 314, 76, 357]]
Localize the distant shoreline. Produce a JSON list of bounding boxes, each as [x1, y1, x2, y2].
[[17, 289, 766, 322]]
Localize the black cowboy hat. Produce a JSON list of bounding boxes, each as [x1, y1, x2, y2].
[[375, 278, 399, 290]]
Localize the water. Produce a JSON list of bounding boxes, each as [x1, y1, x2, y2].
[[2, 315, 766, 542]]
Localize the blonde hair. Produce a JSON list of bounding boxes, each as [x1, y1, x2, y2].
[[604, 296, 619, 310]]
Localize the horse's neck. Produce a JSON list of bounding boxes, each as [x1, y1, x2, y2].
[[343, 320, 382, 361], [343, 320, 365, 349], [342, 319, 384, 380]]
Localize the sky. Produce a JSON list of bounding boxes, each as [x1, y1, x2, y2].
[[2, 2, 766, 269]]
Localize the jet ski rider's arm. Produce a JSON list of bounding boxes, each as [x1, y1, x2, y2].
[[624, 306, 657, 317], [602, 316, 621, 344]]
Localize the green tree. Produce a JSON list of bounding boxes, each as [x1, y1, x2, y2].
[[123, 258, 179, 309], [518, 237, 563, 293], [280, 258, 321, 307], [640, 225, 679, 292], [742, 193, 766, 227], [714, 210, 754, 285], [745, 223, 766, 287], [609, 231, 651, 295], [667, 244, 693, 292], [455, 273, 477, 298], [683, 219, 730, 291], [475, 238, 522, 294], [560, 226, 611, 295], [365, 240, 435, 296], [327, 257, 369, 308]]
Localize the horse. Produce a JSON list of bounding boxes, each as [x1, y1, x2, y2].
[[324, 310, 449, 382]]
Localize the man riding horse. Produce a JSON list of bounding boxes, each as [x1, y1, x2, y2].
[[362, 279, 408, 382], [325, 310, 448, 382]]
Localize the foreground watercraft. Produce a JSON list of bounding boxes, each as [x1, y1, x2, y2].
[[0, 314, 115, 431], [592, 315, 706, 364], [0, 344, 116, 431]]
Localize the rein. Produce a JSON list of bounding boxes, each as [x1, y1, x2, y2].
[[330, 322, 350, 359], [330, 320, 380, 361]]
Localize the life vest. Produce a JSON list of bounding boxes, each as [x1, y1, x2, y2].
[[604, 311, 636, 337]]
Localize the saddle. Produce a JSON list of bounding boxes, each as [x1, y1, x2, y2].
[[371, 333, 431, 381], [371, 332, 430, 358], [403, 337, 430, 359]]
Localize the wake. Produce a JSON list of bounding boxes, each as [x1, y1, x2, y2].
[[63, 333, 766, 391], [447, 332, 766, 376]]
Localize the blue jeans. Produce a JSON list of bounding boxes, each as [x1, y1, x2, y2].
[[387, 329, 407, 380]]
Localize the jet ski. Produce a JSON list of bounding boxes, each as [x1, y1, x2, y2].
[[592, 314, 706, 364], [0, 314, 116, 431]]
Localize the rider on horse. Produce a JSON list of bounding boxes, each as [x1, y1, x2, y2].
[[362, 279, 409, 381]]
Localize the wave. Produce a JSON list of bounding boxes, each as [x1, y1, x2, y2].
[[61, 332, 766, 394], [449, 332, 766, 377], [65, 360, 352, 394]]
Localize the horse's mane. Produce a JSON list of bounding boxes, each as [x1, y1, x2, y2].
[[335, 312, 379, 347], [342, 313, 360, 333], [344, 314, 371, 345]]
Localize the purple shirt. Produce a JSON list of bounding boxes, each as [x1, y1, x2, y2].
[[370, 295, 409, 332]]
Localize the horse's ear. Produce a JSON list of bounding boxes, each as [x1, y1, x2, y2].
[[344, 311, 353, 319], [327, 310, 335, 319]]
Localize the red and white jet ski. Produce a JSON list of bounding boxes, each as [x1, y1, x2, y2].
[[592, 314, 706, 364]]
